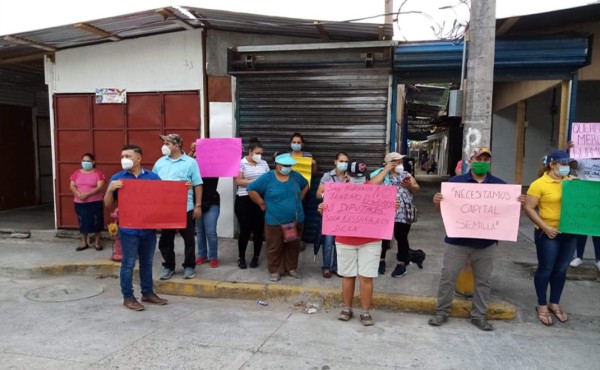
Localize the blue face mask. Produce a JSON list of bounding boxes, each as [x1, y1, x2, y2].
[[556, 165, 570, 177], [279, 166, 292, 175], [336, 162, 348, 172], [291, 143, 302, 151], [81, 161, 93, 170]]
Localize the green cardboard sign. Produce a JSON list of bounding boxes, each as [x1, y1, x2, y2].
[[559, 180, 600, 236]]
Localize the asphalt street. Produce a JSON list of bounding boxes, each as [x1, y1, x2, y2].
[[1, 273, 599, 370]]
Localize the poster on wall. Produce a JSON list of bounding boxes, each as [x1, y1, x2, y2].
[[95, 88, 127, 104], [570, 122, 600, 159]]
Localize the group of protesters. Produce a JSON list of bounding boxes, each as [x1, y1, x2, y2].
[[69, 132, 598, 329]]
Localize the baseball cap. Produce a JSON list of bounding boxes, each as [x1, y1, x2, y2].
[[348, 161, 368, 178], [274, 153, 297, 166], [546, 150, 576, 165], [384, 152, 406, 164], [160, 133, 183, 147], [470, 147, 492, 159]]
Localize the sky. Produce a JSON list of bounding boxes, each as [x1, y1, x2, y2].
[[0, 0, 597, 40]]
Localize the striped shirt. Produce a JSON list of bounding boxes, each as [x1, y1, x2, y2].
[[237, 157, 270, 196]]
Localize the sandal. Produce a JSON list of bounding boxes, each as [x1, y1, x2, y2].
[[548, 305, 568, 323], [75, 245, 89, 251], [338, 309, 353, 321], [269, 273, 280, 282], [360, 312, 374, 326], [322, 269, 331, 278], [536, 306, 553, 326]]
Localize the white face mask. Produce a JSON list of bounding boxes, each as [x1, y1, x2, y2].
[[349, 177, 366, 184], [395, 165, 404, 174], [121, 158, 134, 170], [161, 144, 171, 156], [251, 153, 262, 163]]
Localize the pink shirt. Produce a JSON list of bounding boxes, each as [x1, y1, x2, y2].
[[70, 169, 105, 203]]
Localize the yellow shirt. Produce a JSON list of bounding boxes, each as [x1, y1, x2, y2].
[[527, 172, 565, 228]]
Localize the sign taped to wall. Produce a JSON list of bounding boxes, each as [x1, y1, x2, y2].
[[95, 88, 127, 104]]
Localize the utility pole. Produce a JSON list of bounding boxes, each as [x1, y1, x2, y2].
[[456, 0, 496, 297], [461, 0, 496, 158], [385, 0, 394, 25]]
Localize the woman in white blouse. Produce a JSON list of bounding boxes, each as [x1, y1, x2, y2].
[[234, 138, 270, 269]]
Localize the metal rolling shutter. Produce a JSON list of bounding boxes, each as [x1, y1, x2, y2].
[[235, 69, 391, 242]]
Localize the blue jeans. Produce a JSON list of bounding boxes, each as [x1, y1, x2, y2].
[[196, 205, 220, 260], [533, 229, 576, 306], [119, 231, 157, 299], [574, 235, 600, 260], [322, 235, 338, 272]]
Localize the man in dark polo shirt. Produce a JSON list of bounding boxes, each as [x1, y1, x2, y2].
[[428, 147, 522, 331]]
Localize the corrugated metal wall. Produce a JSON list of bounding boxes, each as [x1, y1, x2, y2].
[[235, 69, 391, 242], [394, 37, 591, 82], [0, 66, 46, 108], [236, 69, 390, 170]]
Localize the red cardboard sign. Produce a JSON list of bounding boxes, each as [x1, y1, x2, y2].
[[118, 180, 188, 229]]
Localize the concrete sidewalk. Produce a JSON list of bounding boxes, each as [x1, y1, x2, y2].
[[1, 181, 598, 322]]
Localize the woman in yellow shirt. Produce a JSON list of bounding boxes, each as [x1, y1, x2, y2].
[[523, 150, 577, 326]]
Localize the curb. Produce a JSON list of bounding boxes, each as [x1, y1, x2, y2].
[[23, 261, 517, 320]]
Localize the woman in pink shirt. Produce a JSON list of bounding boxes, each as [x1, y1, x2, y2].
[[69, 153, 106, 251]]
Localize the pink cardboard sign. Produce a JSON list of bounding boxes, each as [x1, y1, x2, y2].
[[322, 183, 397, 240], [571, 122, 600, 159], [196, 138, 242, 177], [440, 183, 522, 242]]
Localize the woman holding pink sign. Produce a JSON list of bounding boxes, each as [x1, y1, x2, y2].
[[524, 150, 578, 326]]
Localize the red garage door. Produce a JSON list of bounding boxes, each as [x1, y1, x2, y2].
[[54, 91, 200, 228]]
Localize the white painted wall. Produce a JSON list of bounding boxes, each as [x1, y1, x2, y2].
[[51, 29, 204, 93], [209, 102, 236, 238], [491, 105, 517, 183]]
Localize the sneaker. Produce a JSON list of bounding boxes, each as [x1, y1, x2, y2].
[[391, 264, 407, 278], [238, 258, 247, 269], [428, 314, 448, 327], [159, 267, 174, 280], [183, 267, 196, 279], [209, 259, 219, 268], [249, 256, 259, 268], [195, 257, 207, 265], [288, 270, 303, 279], [378, 260, 386, 275], [471, 317, 494, 331], [570, 257, 583, 267]]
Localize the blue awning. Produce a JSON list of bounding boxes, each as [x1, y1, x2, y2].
[[394, 37, 591, 82]]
